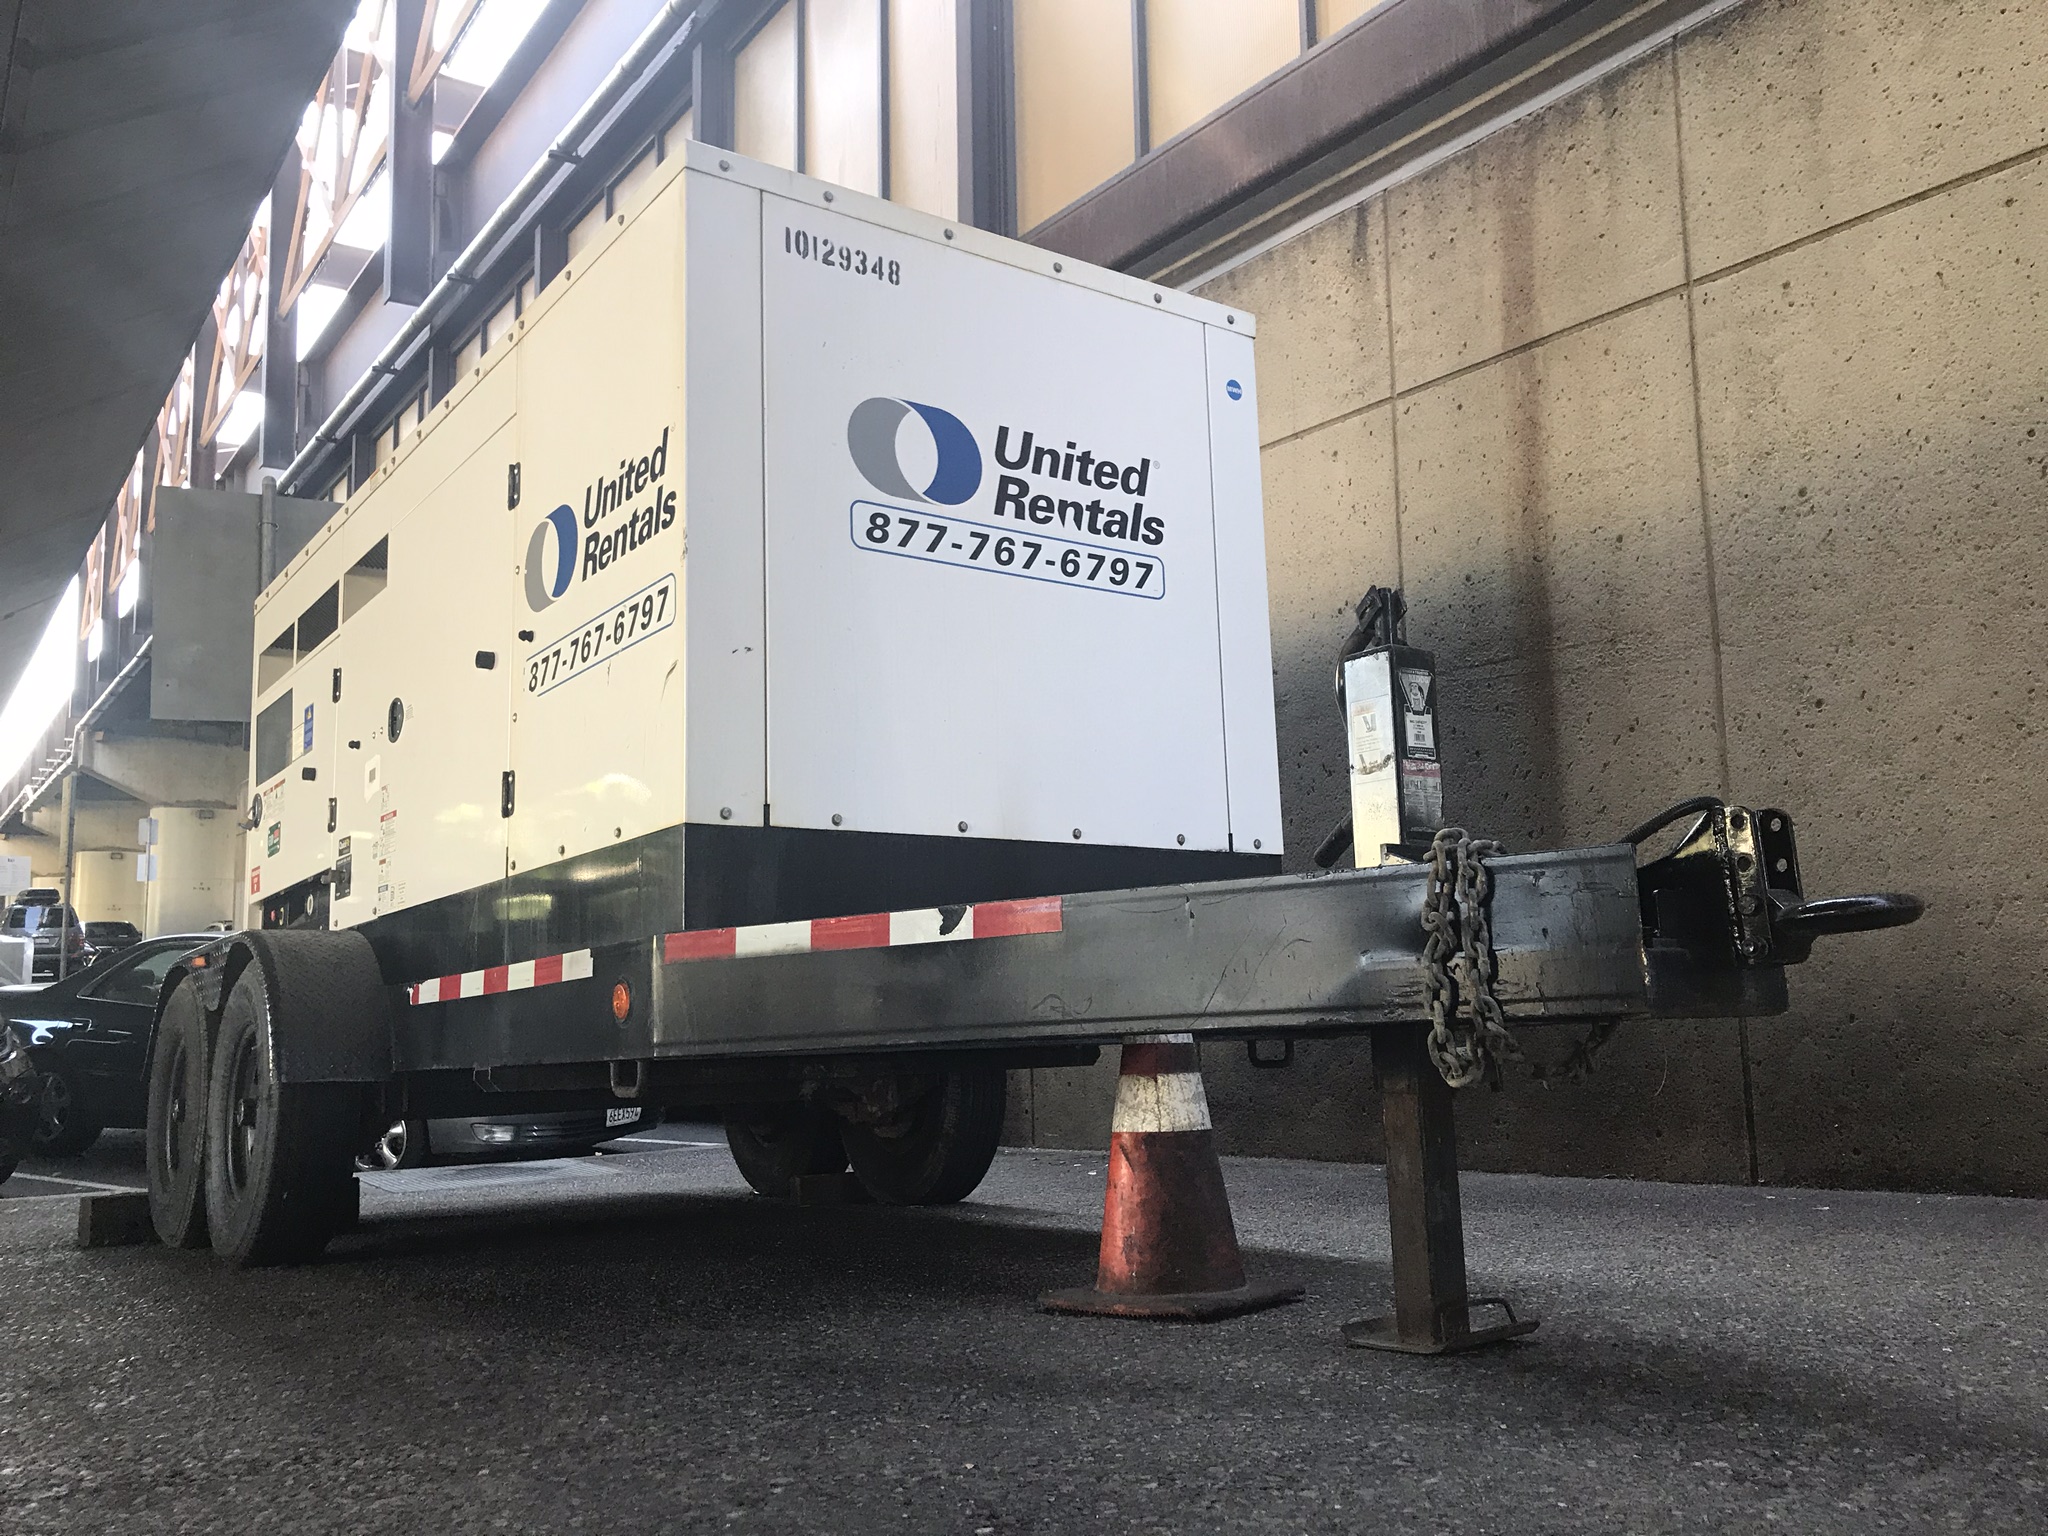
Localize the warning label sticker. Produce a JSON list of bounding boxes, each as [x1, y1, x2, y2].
[[1398, 669, 1437, 758], [1400, 759, 1444, 831]]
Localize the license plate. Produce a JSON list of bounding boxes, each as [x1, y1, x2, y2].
[[604, 1107, 641, 1127]]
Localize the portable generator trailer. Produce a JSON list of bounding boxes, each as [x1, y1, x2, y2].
[[139, 147, 1919, 1350]]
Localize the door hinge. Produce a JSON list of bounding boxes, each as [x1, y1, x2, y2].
[[501, 770, 516, 818], [507, 462, 521, 509], [331, 666, 342, 702], [327, 798, 337, 833]]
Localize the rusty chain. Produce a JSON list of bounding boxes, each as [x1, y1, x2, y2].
[[1421, 827, 1624, 1088], [1421, 827, 1523, 1088]]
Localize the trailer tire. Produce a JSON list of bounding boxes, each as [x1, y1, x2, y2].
[[202, 965, 358, 1266], [145, 976, 212, 1249], [842, 1068, 1005, 1206], [724, 1104, 849, 1197]]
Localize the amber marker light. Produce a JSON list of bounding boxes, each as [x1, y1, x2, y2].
[[611, 981, 632, 1022]]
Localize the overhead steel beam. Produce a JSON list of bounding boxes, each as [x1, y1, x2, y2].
[[387, 0, 436, 305], [0, 0, 357, 711]]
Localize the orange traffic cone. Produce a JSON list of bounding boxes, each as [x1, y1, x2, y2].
[[1041, 1033, 1303, 1321]]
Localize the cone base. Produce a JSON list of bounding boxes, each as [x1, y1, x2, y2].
[[1039, 1278, 1305, 1322]]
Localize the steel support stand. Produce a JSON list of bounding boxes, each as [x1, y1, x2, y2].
[[1342, 1023, 1537, 1354]]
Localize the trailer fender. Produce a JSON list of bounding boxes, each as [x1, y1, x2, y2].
[[143, 938, 240, 1091], [223, 929, 396, 1085]]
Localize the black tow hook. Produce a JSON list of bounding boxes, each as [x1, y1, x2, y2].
[[1768, 892, 1924, 963]]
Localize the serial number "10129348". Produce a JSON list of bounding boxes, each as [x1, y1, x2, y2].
[[525, 574, 675, 696], [785, 226, 900, 284]]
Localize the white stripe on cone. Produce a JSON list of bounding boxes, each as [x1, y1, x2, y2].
[[1111, 1071, 1213, 1134]]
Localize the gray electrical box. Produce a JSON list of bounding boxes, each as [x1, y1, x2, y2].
[[1341, 644, 1441, 865]]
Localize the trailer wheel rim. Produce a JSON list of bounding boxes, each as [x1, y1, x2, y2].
[[158, 1037, 189, 1175], [225, 1032, 261, 1197]]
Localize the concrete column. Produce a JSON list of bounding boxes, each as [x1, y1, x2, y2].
[[143, 808, 242, 936]]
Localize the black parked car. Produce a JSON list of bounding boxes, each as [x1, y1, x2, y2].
[[0, 1024, 39, 1183], [82, 920, 143, 955], [0, 934, 210, 1155]]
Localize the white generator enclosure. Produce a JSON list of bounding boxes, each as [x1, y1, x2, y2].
[[245, 145, 1278, 968]]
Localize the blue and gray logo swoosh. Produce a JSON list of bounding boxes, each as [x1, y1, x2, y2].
[[846, 398, 982, 506], [524, 504, 578, 612]]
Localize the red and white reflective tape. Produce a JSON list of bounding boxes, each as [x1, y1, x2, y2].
[[409, 949, 593, 1006], [408, 895, 1063, 1003], [662, 894, 1063, 965]]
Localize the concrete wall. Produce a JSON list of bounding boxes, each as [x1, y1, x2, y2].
[[1009, 0, 2048, 1196]]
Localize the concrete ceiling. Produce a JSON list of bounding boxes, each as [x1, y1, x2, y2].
[[0, 0, 357, 709]]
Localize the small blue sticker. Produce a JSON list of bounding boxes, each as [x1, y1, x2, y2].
[[1224, 378, 1243, 401], [302, 703, 314, 752]]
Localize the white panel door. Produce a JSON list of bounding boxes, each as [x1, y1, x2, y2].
[[759, 192, 1231, 851], [336, 420, 517, 918], [507, 171, 688, 875]]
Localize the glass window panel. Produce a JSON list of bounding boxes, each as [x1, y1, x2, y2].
[[484, 290, 518, 351], [613, 143, 662, 221], [394, 390, 423, 444], [566, 197, 609, 260], [1316, 0, 1391, 41], [804, 0, 881, 195], [735, 3, 800, 172], [1014, 0, 1135, 230], [887, 0, 956, 219], [83, 942, 191, 1007], [1145, 0, 1298, 146]]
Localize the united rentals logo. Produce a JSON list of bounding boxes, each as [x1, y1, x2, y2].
[[849, 398, 1166, 549], [846, 398, 982, 506], [524, 428, 676, 612], [523, 505, 578, 611]]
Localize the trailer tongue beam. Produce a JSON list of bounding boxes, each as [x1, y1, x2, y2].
[[638, 846, 1652, 1057]]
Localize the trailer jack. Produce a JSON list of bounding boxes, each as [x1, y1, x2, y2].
[[1338, 802, 1919, 1354]]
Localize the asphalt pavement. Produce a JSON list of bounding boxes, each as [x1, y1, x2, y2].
[[1, 1128, 2044, 1533]]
